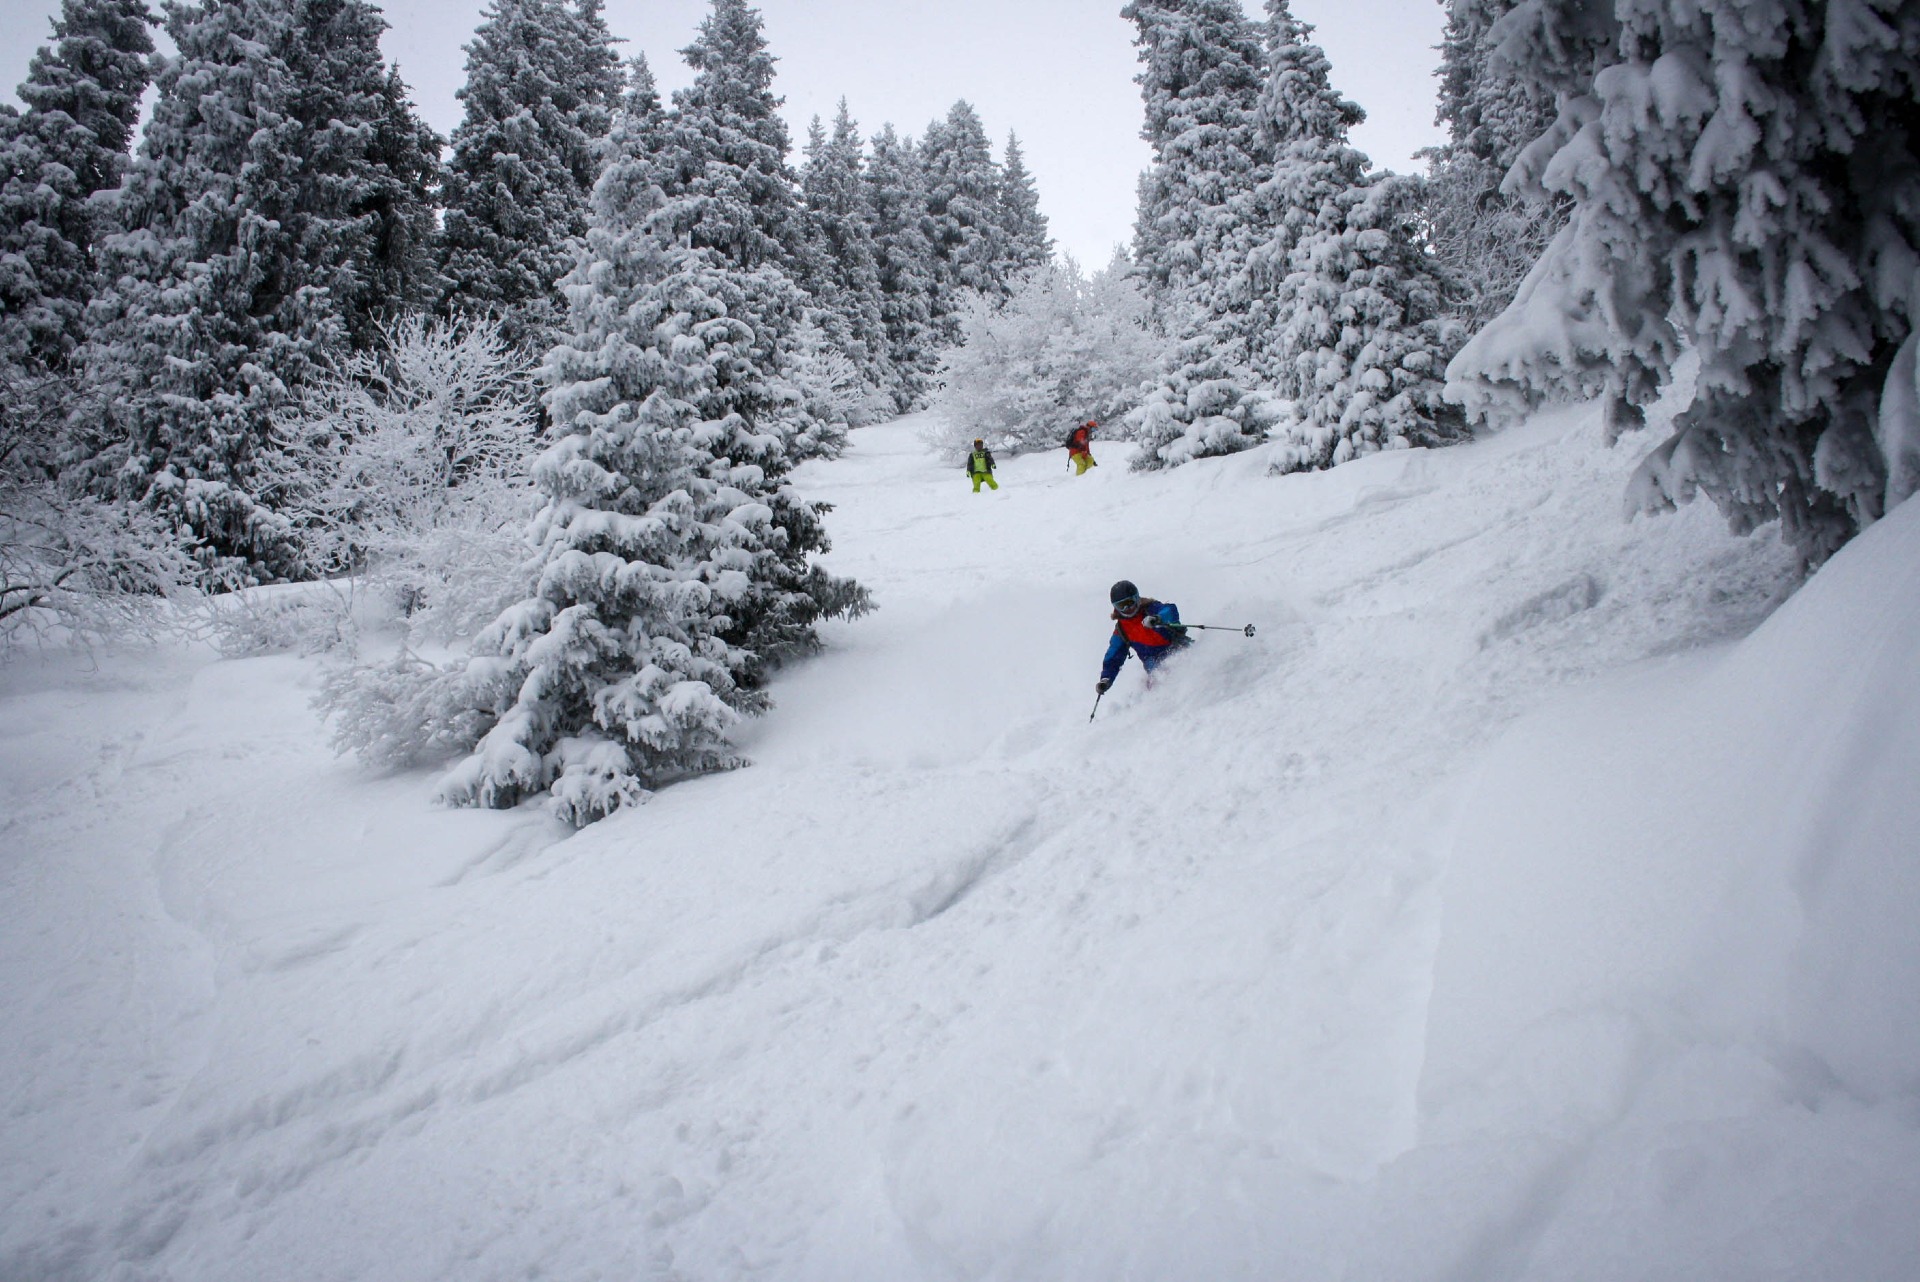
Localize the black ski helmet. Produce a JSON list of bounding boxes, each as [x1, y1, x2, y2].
[[1110, 579, 1139, 606]]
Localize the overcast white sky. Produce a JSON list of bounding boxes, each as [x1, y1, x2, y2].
[[0, 0, 1447, 267]]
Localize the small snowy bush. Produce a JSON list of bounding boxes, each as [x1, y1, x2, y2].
[[0, 391, 202, 651], [1125, 326, 1281, 471], [209, 587, 354, 659], [930, 256, 1161, 459], [317, 651, 516, 770], [779, 317, 860, 461], [273, 314, 540, 633]]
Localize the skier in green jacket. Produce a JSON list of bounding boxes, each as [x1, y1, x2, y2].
[[965, 438, 998, 492]]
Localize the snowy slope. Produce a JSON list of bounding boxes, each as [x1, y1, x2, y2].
[[3, 388, 1915, 1281]]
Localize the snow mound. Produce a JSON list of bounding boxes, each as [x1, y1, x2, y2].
[[1400, 496, 1920, 1280]]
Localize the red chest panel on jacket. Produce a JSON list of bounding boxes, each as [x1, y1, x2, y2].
[[1117, 614, 1171, 648]]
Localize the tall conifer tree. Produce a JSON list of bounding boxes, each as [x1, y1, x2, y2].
[[919, 100, 1009, 330], [439, 0, 621, 348], [864, 122, 939, 409], [799, 100, 891, 396], [658, 0, 803, 269], [284, 0, 444, 352], [651, 0, 845, 454], [78, 0, 449, 578], [1122, 0, 1269, 322], [77, 0, 315, 577], [1247, 0, 1462, 471], [1121, 0, 1274, 469], [996, 132, 1053, 280], [0, 0, 154, 380]]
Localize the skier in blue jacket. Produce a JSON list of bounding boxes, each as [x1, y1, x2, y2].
[[1096, 579, 1190, 693]]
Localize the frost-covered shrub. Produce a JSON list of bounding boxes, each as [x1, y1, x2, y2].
[[779, 318, 859, 461], [1419, 154, 1563, 334], [1420, 0, 1565, 333], [0, 463, 202, 651], [930, 256, 1161, 459], [274, 314, 539, 625], [317, 652, 515, 770], [0, 365, 203, 652], [289, 316, 540, 760], [208, 587, 354, 658]]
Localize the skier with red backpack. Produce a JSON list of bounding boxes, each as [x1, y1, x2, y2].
[[1066, 420, 1097, 475]]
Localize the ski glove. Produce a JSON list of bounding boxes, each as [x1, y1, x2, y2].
[[1095, 678, 1112, 695]]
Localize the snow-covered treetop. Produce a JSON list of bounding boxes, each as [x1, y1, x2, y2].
[[655, 0, 800, 270], [15, 0, 153, 185], [1254, 0, 1362, 151]]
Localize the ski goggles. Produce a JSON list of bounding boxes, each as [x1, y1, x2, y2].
[[1113, 595, 1143, 617]]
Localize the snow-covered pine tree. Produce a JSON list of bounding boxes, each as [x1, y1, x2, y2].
[[438, 62, 870, 825], [76, 0, 317, 579], [76, 0, 454, 580], [618, 51, 663, 144], [782, 315, 867, 455], [798, 100, 892, 411], [660, 0, 804, 270], [0, 0, 153, 383], [283, 0, 444, 352], [1120, 0, 1272, 468], [996, 132, 1053, 281], [1122, 0, 1270, 322], [649, 0, 843, 458], [1434, 0, 1564, 180], [438, 0, 621, 349], [1420, 0, 1568, 332], [1449, 0, 1920, 563], [919, 100, 1010, 329], [1441, 0, 1658, 443], [1247, 0, 1463, 472], [864, 122, 940, 409]]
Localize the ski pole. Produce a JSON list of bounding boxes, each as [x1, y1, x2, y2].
[[1167, 622, 1257, 637], [1089, 689, 1105, 722]]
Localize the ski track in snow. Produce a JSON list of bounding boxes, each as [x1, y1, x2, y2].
[[4, 381, 1885, 1281]]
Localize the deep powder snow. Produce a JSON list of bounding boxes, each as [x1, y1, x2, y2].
[[3, 392, 1917, 1280]]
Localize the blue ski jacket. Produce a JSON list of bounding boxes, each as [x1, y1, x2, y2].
[[1101, 600, 1189, 683]]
